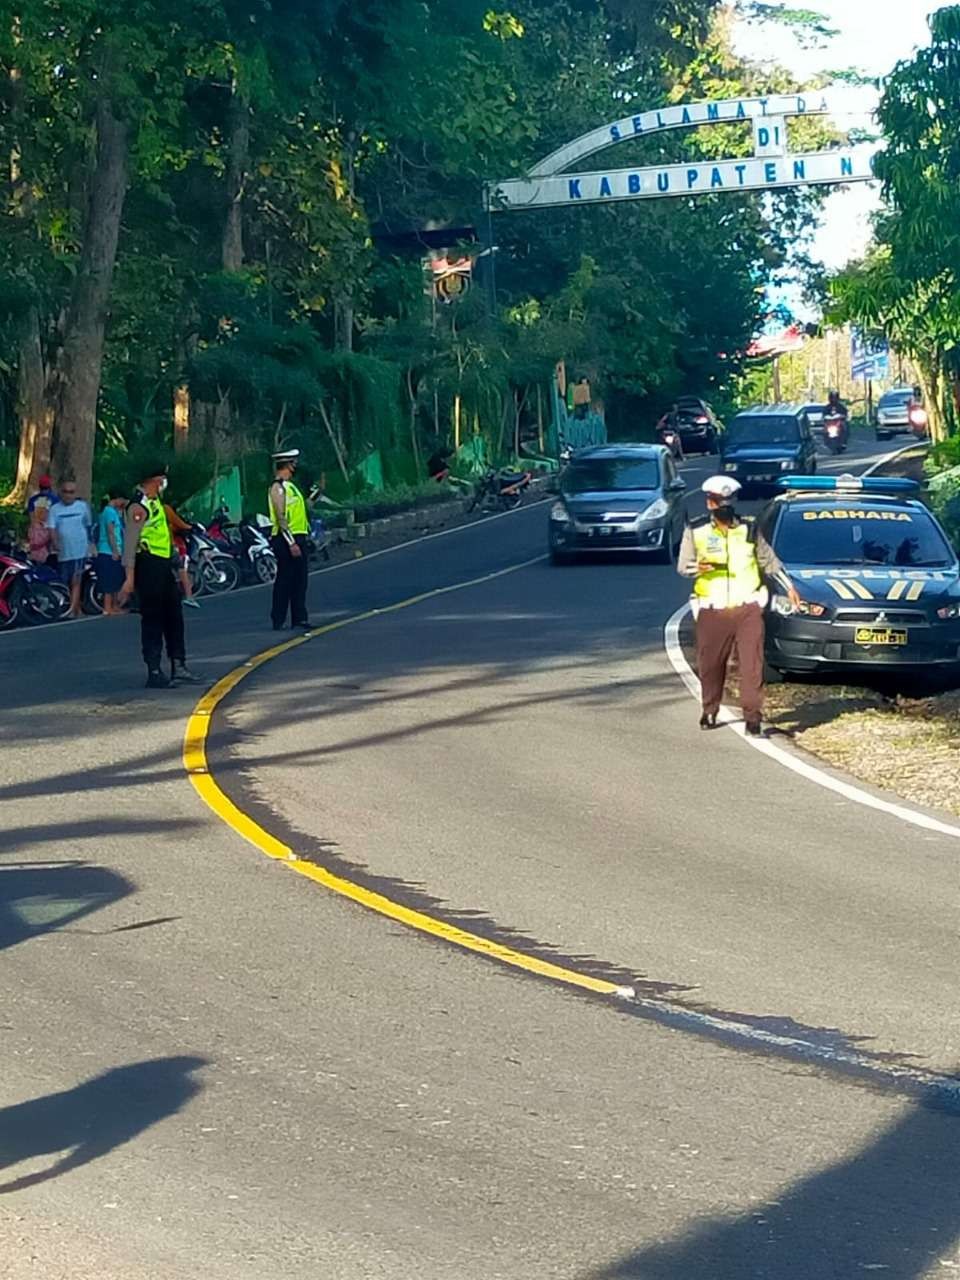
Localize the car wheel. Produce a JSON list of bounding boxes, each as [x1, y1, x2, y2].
[[653, 542, 673, 566]]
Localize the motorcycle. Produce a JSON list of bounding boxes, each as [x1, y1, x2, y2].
[[910, 404, 930, 438], [0, 552, 70, 628], [468, 467, 532, 514], [657, 427, 684, 461], [823, 412, 849, 455], [187, 524, 241, 595], [208, 505, 277, 585]]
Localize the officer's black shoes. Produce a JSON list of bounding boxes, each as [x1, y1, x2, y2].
[[146, 668, 171, 689], [699, 713, 718, 731], [170, 661, 202, 685], [272, 622, 285, 631], [745, 720, 764, 738]]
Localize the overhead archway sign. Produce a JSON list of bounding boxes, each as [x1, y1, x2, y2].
[[487, 89, 879, 211]]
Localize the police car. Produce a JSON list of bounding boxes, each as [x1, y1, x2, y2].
[[759, 475, 960, 676]]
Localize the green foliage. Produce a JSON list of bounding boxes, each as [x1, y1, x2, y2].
[[2, 0, 829, 493], [93, 446, 217, 506]]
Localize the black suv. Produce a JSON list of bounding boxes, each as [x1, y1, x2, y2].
[[720, 404, 818, 495], [672, 397, 722, 455]]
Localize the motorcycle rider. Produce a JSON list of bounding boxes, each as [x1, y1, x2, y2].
[[824, 390, 849, 449], [656, 405, 685, 461]]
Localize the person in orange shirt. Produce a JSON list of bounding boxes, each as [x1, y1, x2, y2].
[[164, 502, 201, 609]]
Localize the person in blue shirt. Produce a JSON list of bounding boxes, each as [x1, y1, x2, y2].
[[26, 474, 58, 515], [96, 490, 128, 615], [47, 480, 94, 618]]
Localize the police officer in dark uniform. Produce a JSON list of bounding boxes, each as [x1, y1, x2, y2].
[[268, 448, 311, 631], [119, 461, 200, 688]]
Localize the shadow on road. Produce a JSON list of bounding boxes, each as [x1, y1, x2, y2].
[[0, 860, 135, 952], [0, 1056, 207, 1194], [586, 1097, 960, 1279]]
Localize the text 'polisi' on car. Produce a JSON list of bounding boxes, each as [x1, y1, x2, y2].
[[549, 445, 687, 565]]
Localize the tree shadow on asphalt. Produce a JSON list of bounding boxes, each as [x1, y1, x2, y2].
[[0, 860, 135, 953], [585, 1097, 960, 1280], [0, 1056, 207, 1194]]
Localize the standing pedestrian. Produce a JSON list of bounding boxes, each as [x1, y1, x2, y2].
[[26, 474, 58, 516], [118, 462, 200, 688], [47, 480, 93, 618], [26, 504, 54, 567], [268, 448, 311, 632], [95, 489, 128, 615], [678, 477, 800, 736], [573, 376, 591, 420]]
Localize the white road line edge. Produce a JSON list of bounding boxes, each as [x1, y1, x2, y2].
[[664, 602, 960, 842]]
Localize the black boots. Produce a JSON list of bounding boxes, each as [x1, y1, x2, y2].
[[699, 713, 718, 731], [146, 668, 170, 689]]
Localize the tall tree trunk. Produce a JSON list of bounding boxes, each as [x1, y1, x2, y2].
[[3, 307, 53, 505], [222, 82, 249, 272], [173, 384, 191, 453], [49, 99, 129, 496]]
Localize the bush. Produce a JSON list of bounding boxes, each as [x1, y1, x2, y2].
[[353, 482, 456, 523], [93, 446, 216, 506]]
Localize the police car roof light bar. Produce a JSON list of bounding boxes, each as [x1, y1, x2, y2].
[[779, 475, 921, 495]]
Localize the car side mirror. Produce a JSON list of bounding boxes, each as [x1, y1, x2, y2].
[[669, 479, 687, 493]]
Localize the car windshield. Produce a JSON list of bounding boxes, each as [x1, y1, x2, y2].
[[726, 415, 800, 446], [775, 505, 954, 568], [880, 391, 913, 408], [564, 458, 660, 493]]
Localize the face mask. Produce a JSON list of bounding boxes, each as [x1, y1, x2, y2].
[[713, 504, 736, 526]]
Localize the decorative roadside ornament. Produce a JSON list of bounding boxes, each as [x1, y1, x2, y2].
[[429, 254, 473, 303], [486, 89, 880, 211]]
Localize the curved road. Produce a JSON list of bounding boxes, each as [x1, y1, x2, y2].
[[3, 439, 959, 1279]]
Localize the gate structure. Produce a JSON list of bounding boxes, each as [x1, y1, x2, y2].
[[486, 88, 878, 211]]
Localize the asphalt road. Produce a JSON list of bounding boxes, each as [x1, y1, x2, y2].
[[3, 435, 959, 1280]]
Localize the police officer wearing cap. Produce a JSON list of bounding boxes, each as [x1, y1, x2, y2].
[[269, 449, 311, 631], [119, 461, 200, 689], [678, 476, 800, 735]]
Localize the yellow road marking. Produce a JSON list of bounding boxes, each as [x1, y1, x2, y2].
[[825, 579, 855, 600], [887, 581, 908, 602], [183, 557, 625, 1000]]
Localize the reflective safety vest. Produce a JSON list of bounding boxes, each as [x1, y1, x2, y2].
[[138, 494, 172, 558], [693, 520, 762, 609], [269, 480, 309, 536]]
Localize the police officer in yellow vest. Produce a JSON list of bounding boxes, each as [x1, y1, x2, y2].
[[119, 461, 200, 689], [269, 448, 311, 631], [678, 476, 799, 735]]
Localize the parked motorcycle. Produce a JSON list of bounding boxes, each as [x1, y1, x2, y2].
[[0, 552, 70, 628], [468, 468, 532, 514], [187, 524, 241, 595], [823, 412, 849, 455], [208, 505, 277, 584]]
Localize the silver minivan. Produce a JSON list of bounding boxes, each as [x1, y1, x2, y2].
[[875, 388, 917, 440]]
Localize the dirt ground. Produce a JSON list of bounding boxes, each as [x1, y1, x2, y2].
[[683, 621, 960, 818]]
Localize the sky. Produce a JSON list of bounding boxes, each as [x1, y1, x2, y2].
[[732, 0, 935, 316]]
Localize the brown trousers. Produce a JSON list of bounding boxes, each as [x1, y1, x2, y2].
[[696, 602, 765, 722]]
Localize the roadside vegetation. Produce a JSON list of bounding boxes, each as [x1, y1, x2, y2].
[[1, 1, 831, 508]]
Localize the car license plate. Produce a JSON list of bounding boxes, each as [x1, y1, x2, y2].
[[596, 525, 616, 536], [854, 627, 908, 647]]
